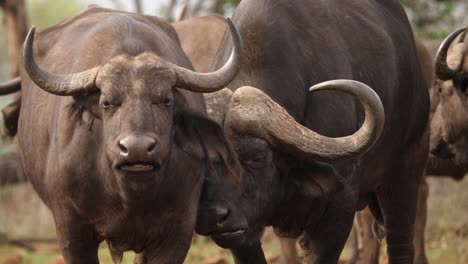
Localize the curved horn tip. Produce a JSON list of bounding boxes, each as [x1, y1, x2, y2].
[[26, 26, 36, 41], [226, 17, 243, 50], [457, 27, 467, 43], [225, 17, 242, 48], [22, 24, 100, 96], [23, 26, 37, 56], [28, 25, 37, 33], [173, 16, 243, 93], [434, 28, 467, 80], [309, 79, 367, 92], [309, 81, 330, 92], [306, 79, 385, 160], [309, 80, 383, 109], [436, 28, 466, 54]]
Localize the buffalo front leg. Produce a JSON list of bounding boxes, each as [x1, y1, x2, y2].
[[356, 208, 380, 264], [346, 218, 360, 264], [413, 177, 429, 264], [53, 210, 99, 264], [377, 149, 427, 264], [300, 185, 355, 264]]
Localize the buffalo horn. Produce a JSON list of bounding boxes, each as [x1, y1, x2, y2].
[[0, 77, 21, 95], [22, 26, 100, 96], [434, 28, 466, 81], [174, 18, 243, 93], [226, 80, 384, 163]]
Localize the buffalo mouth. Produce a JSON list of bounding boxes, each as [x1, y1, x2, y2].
[[209, 229, 247, 249], [117, 162, 160, 173], [212, 229, 246, 239]]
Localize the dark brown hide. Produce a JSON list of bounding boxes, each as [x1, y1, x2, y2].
[[200, 1, 429, 264], [357, 39, 467, 264], [18, 6, 240, 264]]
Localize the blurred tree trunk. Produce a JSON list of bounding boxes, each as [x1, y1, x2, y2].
[[164, 0, 177, 20], [0, 0, 28, 77], [134, 0, 142, 13], [0, 0, 27, 138], [208, 0, 223, 14], [192, 0, 204, 14]]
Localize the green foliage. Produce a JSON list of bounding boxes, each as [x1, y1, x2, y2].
[[425, 30, 450, 40], [217, 0, 239, 14], [400, 0, 466, 40], [27, 0, 85, 29]]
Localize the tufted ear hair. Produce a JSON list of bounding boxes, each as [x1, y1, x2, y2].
[[173, 110, 241, 184]]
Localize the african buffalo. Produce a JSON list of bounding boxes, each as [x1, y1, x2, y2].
[[352, 37, 467, 264], [174, 15, 305, 264], [430, 28, 468, 165], [16, 6, 243, 263], [196, 1, 429, 264]]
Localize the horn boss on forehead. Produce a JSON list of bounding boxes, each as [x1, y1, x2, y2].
[[225, 80, 385, 163]]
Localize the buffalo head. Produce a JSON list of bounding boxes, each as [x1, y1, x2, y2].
[[197, 81, 385, 248], [22, 20, 243, 191], [431, 28, 468, 165]]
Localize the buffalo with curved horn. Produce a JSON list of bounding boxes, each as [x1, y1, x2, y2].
[[16, 6, 243, 264], [431, 27, 468, 167], [195, 1, 429, 264]]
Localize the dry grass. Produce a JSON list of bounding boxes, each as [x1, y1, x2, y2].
[[0, 176, 467, 263]]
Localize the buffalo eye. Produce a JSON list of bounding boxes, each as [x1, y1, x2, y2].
[[100, 101, 112, 109], [163, 98, 173, 107], [246, 153, 266, 169], [453, 77, 468, 93], [252, 153, 265, 162]]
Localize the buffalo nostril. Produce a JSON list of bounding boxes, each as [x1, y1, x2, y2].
[[219, 211, 229, 224], [430, 139, 455, 159], [147, 140, 156, 152], [118, 141, 128, 154], [215, 206, 229, 226]]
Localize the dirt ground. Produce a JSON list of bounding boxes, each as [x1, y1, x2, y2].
[[0, 174, 467, 263]]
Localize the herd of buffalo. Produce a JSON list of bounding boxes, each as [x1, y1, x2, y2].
[[0, 0, 466, 263]]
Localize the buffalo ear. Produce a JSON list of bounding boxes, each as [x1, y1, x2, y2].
[[2, 97, 21, 137], [174, 111, 241, 184], [72, 92, 101, 120]]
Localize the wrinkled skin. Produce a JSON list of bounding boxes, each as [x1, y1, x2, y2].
[[18, 7, 240, 264], [198, 1, 429, 264]]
